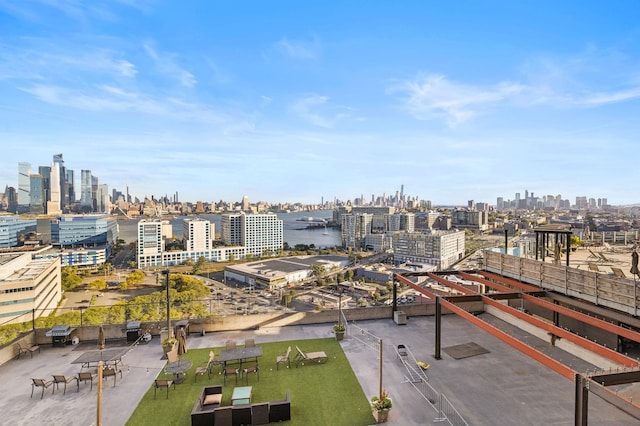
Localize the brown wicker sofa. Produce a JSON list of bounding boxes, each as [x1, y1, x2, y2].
[[190, 387, 290, 426], [191, 385, 223, 426]]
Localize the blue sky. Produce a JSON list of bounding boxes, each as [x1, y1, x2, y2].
[[1, 1, 639, 206]]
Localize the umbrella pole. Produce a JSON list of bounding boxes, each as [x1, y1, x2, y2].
[[97, 361, 103, 426]]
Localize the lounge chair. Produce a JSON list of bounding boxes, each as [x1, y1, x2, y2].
[[294, 345, 328, 367], [588, 262, 601, 272], [195, 351, 223, 382], [17, 342, 40, 359], [31, 378, 53, 399], [611, 267, 627, 278], [52, 375, 79, 395], [276, 346, 291, 370]]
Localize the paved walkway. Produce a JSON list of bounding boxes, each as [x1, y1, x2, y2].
[[1, 316, 638, 425]]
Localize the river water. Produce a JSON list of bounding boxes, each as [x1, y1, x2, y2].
[[117, 210, 342, 248]]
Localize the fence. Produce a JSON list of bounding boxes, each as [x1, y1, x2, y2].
[[348, 321, 468, 426], [484, 250, 640, 316]]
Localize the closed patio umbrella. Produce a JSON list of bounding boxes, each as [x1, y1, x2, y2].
[[98, 325, 105, 350], [631, 251, 639, 277], [177, 328, 187, 356]]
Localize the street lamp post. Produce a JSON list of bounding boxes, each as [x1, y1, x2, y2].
[[162, 269, 171, 339]]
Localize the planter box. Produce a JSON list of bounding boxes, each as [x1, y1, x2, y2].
[[374, 409, 389, 423], [394, 311, 407, 325]]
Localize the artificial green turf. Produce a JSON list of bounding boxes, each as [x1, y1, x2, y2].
[[126, 338, 376, 426]]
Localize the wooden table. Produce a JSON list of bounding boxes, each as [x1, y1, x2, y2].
[[231, 386, 252, 405]]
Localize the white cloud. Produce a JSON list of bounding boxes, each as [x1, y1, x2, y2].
[[275, 37, 320, 59], [392, 74, 525, 126], [291, 95, 351, 128], [143, 41, 196, 88]]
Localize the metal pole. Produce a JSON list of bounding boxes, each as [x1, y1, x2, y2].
[[379, 338, 383, 399], [504, 229, 508, 254], [163, 270, 171, 338]]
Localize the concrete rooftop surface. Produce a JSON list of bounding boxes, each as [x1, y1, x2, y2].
[[1, 316, 638, 426]]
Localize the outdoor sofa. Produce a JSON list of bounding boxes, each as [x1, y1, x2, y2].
[[191, 385, 223, 426], [190, 387, 290, 426]]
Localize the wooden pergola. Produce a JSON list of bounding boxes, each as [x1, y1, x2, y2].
[[534, 224, 573, 266]]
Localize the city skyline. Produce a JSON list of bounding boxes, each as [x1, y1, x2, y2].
[[1, 2, 639, 205]]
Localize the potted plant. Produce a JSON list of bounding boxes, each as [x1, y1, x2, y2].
[[162, 336, 177, 355], [371, 390, 392, 423], [333, 322, 345, 341]]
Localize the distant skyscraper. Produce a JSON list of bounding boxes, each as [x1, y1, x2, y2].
[[241, 195, 250, 211], [80, 170, 92, 208], [38, 165, 51, 203], [47, 161, 62, 215], [66, 169, 75, 204], [53, 154, 67, 209], [29, 174, 45, 214], [18, 162, 31, 206], [96, 184, 109, 213]]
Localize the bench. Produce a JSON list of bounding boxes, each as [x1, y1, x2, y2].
[[191, 385, 223, 426], [190, 387, 290, 426]]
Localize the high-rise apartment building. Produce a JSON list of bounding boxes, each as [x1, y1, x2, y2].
[[221, 214, 243, 245], [341, 213, 373, 250], [221, 213, 283, 257], [183, 218, 213, 252], [392, 230, 465, 270]]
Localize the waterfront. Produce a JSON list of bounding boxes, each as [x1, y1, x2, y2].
[[117, 210, 342, 248]]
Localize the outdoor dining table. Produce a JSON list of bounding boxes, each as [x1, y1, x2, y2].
[[218, 346, 263, 370], [165, 359, 192, 384], [71, 348, 126, 370]]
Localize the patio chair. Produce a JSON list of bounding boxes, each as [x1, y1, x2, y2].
[[244, 338, 255, 347], [30, 378, 53, 399], [243, 363, 259, 384], [223, 366, 239, 385], [52, 375, 79, 395], [294, 345, 328, 367], [225, 340, 236, 350], [102, 367, 122, 387], [154, 379, 175, 399], [195, 351, 223, 382], [17, 342, 40, 359], [276, 346, 291, 370], [78, 371, 97, 391]]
